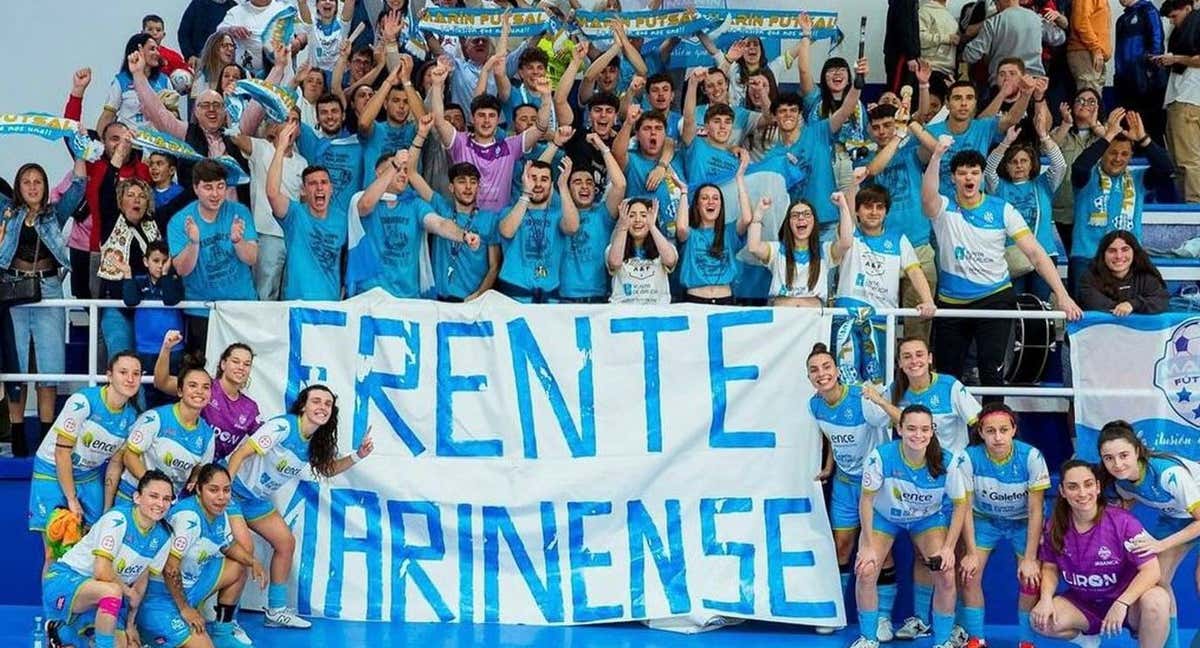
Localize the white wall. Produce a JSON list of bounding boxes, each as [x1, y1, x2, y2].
[[0, 0, 1130, 185]]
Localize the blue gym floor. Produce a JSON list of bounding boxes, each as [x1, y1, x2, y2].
[[0, 606, 1173, 648]]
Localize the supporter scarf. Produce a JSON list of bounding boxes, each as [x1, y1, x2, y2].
[[1097, 168, 1136, 232], [419, 7, 552, 38], [133, 127, 250, 186], [573, 9, 720, 40], [697, 8, 840, 42], [0, 113, 102, 161], [232, 79, 296, 123], [98, 217, 160, 282], [834, 306, 883, 386], [262, 6, 299, 54]]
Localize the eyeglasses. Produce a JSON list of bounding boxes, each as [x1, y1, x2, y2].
[[1074, 97, 1098, 107], [197, 102, 223, 110], [789, 210, 814, 221]]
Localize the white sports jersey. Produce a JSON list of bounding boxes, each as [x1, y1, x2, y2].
[[232, 415, 310, 501], [895, 373, 981, 453], [58, 504, 171, 584], [156, 496, 233, 590], [931, 194, 1030, 303], [862, 440, 968, 523], [752, 241, 832, 301], [306, 18, 351, 71], [1114, 456, 1200, 519], [34, 387, 138, 480], [835, 229, 918, 309], [120, 405, 216, 497], [962, 440, 1051, 519], [809, 384, 892, 477]]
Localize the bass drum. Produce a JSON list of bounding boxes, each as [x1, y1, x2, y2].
[[1005, 293, 1056, 384]]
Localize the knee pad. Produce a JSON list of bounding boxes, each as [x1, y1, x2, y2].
[[879, 566, 897, 586], [97, 595, 123, 617]]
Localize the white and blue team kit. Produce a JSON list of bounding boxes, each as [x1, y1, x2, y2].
[[29, 387, 139, 531], [231, 415, 312, 521], [861, 440, 968, 536], [43, 504, 171, 625], [930, 194, 1030, 304], [138, 496, 235, 646], [119, 404, 216, 500], [809, 385, 892, 531], [895, 373, 981, 453], [961, 440, 1051, 552], [1112, 455, 1200, 539]]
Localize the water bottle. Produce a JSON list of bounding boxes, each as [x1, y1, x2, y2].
[[31, 615, 45, 648]]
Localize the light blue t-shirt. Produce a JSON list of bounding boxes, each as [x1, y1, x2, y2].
[[994, 175, 1058, 259], [559, 203, 615, 299], [279, 199, 348, 301], [297, 123, 364, 203], [692, 103, 758, 147], [1071, 167, 1145, 261], [683, 136, 740, 187], [808, 384, 892, 477], [802, 88, 869, 153], [926, 117, 1000, 197], [430, 194, 500, 300], [362, 119, 417, 174], [680, 221, 743, 289], [863, 138, 931, 247], [962, 440, 1051, 519], [166, 201, 258, 316], [499, 203, 566, 293], [360, 190, 435, 298], [796, 120, 838, 225]]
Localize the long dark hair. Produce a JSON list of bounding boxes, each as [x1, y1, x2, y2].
[[215, 342, 254, 381], [890, 337, 930, 406], [292, 385, 341, 478], [742, 68, 779, 112], [690, 184, 728, 260], [818, 57, 852, 118], [1095, 419, 1185, 489], [1087, 230, 1165, 299], [734, 37, 768, 85], [10, 163, 50, 215], [1049, 459, 1106, 552], [622, 198, 660, 261], [121, 33, 162, 79], [779, 199, 821, 292], [899, 404, 945, 478], [136, 468, 176, 533]]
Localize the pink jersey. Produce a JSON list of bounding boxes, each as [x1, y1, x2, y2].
[[203, 383, 261, 460], [448, 131, 527, 211], [1038, 506, 1153, 603]]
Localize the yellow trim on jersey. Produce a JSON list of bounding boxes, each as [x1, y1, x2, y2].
[[900, 451, 926, 470], [1011, 228, 1032, 240], [903, 262, 921, 273], [169, 549, 185, 560], [1187, 500, 1200, 515], [1029, 483, 1051, 492], [249, 437, 270, 455], [100, 386, 124, 414], [93, 549, 114, 560], [951, 496, 968, 504], [986, 445, 1015, 466], [55, 428, 77, 443]]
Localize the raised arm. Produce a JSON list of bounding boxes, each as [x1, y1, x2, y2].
[[556, 42, 590, 128], [407, 115, 435, 202], [128, 51, 186, 138], [986, 126, 1021, 192], [734, 151, 754, 236], [521, 77, 553, 153], [796, 13, 815, 95], [828, 58, 867, 133], [923, 135, 952, 218], [556, 157, 580, 235], [427, 62, 457, 148], [744, 196, 772, 262], [681, 68, 705, 147], [499, 163, 534, 239], [359, 149, 406, 215], [266, 122, 298, 218], [997, 75, 1035, 132], [612, 21, 647, 76], [589, 133, 627, 215], [829, 190, 855, 264]]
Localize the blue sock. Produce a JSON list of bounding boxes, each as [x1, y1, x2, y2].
[[94, 635, 115, 648], [1017, 610, 1034, 644], [268, 582, 287, 609], [963, 606, 985, 640], [859, 609, 880, 641], [914, 583, 934, 624], [840, 570, 852, 599], [1167, 615, 1179, 648], [878, 566, 898, 622], [932, 610, 954, 644]]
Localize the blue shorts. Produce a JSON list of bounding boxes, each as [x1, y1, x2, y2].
[[28, 474, 105, 532], [233, 490, 276, 522], [974, 514, 1028, 553], [139, 559, 227, 647], [831, 474, 863, 531], [1153, 514, 1196, 540], [873, 510, 948, 538], [42, 564, 90, 623]]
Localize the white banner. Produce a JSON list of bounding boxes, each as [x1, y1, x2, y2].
[[207, 290, 841, 626], [1069, 313, 1200, 463]]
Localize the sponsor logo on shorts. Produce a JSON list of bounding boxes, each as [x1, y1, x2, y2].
[[55, 596, 66, 611]]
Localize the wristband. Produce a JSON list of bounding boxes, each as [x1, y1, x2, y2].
[[348, 452, 364, 464], [518, 194, 531, 204]]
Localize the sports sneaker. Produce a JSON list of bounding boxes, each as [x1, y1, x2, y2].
[[849, 635, 880, 648], [877, 618, 895, 642], [230, 618, 253, 646], [1068, 634, 1100, 648], [816, 625, 839, 635], [894, 616, 932, 640], [208, 621, 248, 648], [265, 606, 312, 629], [45, 619, 64, 648], [950, 625, 969, 648], [1018, 641, 1035, 648]]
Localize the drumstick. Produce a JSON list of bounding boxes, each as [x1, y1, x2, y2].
[[853, 17, 867, 90], [347, 22, 366, 45]]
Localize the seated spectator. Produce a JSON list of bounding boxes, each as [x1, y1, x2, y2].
[[1078, 230, 1168, 315]]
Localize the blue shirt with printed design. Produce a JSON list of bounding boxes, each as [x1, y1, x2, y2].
[[560, 203, 615, 298], [360, 190, 435, 298], [430, 194, 500, 300], [279, 199, 348, 301], [679, 222, 743, 289], [166, 201, 258, 316], [499, 203, 567, 292]]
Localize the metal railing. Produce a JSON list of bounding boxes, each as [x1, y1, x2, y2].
[[1, 299, 1077, 399]]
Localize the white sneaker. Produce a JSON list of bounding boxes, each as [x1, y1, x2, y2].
[[849, 636, 880, 648], [230, 619, 253, 646], [933, 641, 955, 648], [894, 616, 932, 640], [877, 618, 895, 642], [816, 625, 838, 635], [1068, 633, 1100, 648], [265, 606, 312, 629], [950, 624, 969, 648]]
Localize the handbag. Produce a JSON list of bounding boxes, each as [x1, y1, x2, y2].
[[0, 226, 44, 307]]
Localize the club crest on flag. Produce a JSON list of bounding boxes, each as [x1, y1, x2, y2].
[[1153, 318, 1200, 425]]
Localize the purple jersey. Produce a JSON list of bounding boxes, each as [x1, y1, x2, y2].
[[203, 383, 261, 460], [1038, 506, 1153, 603]]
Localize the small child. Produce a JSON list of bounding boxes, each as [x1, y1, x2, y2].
[[121, 240, 183, 407], [146, 152, 186, 214], [143, 14, 190, 76]]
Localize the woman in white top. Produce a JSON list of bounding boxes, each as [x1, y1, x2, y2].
[[742, 196, 830, 307], [607, 197, 681, 305]]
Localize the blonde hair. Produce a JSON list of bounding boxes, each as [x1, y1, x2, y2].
[[116, 177, 155, 217]]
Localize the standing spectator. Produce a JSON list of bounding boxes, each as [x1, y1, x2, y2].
[[143, 15, 190, 76], [961, 0, 1062, 84], [217, 0, 298, 78], [98, 34, 171, 134], [120, 240, 183, 408], [0, 157, 87, 457], [192, 33, 238, 99], [919, 0, 961, 82], [497, 161, 574, 303], [1114, 0, 1168, 143], [179, 0, 237, 67], [884, 0, 922, 94], [1158, 0, 1200, 204], [1066, 0, 1111, 94], [166, 160, 259, 356], [1050, 87, 1106, 257]]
